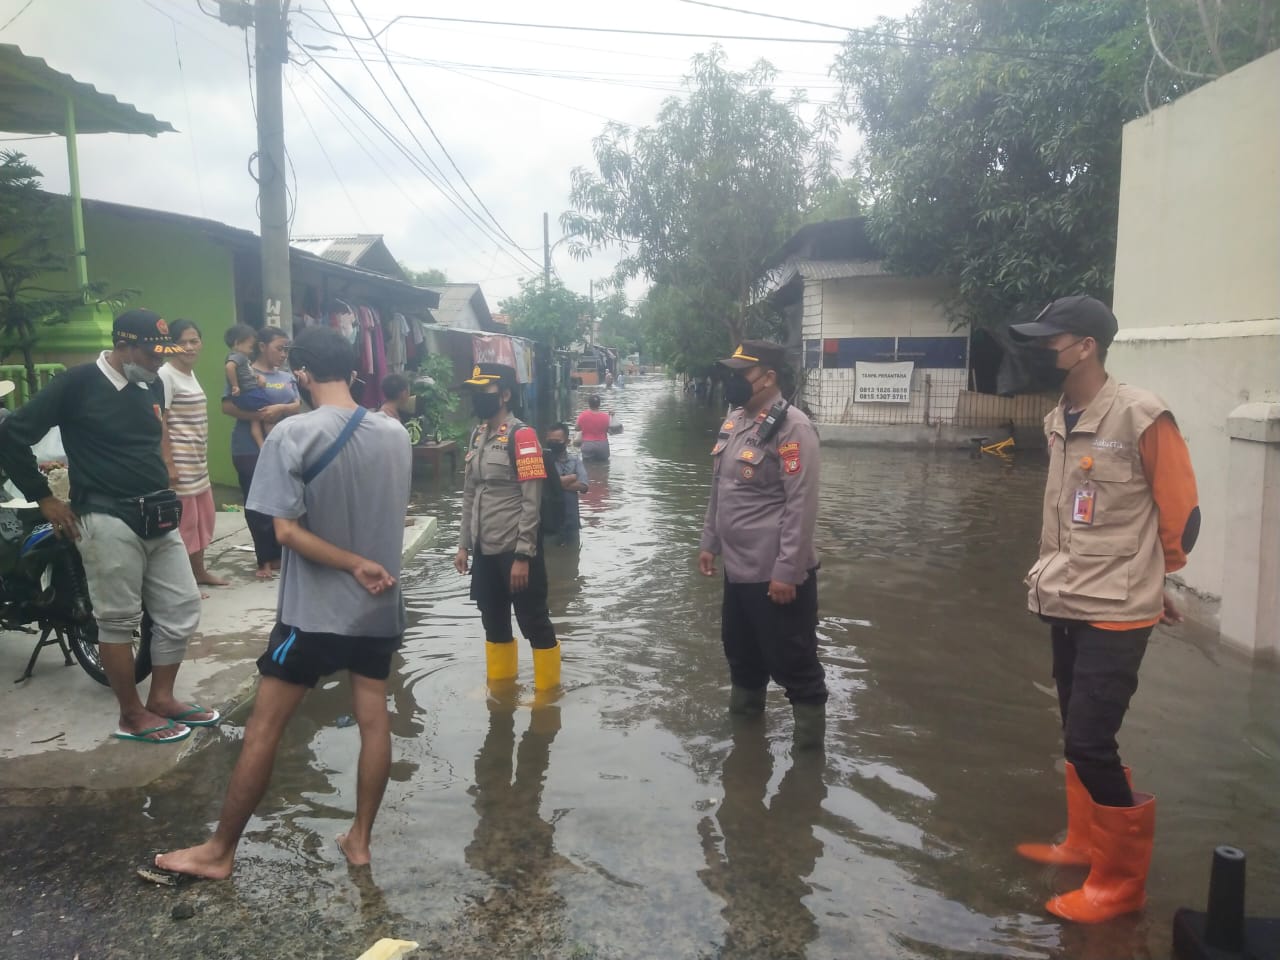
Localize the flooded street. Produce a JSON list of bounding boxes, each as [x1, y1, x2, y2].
[[3, 379, 1277, 960]]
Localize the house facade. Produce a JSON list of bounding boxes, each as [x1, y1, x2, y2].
[[766, 218, 1054, 443]]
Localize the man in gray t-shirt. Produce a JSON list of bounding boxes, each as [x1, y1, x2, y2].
[[153, 327, 411, 883]]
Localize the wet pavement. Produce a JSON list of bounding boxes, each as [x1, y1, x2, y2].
[[1, 379, 1276, 960]]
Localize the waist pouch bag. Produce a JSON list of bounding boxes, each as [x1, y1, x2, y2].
[[127, 489, 184, 539]]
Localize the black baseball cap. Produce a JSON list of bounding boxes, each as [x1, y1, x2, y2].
[[718, 340, 787, 372], [463, 362, 516, 390], [1008, 296, 1119, 346], [112, 309, 184, 355]]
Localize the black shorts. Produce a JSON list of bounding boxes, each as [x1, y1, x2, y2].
[[256, 622, 401, 688]]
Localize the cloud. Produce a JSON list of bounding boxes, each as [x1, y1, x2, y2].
[[3, 0, 914, 308]]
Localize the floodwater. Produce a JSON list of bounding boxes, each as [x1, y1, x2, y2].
[[2, 380, 1277, 960]]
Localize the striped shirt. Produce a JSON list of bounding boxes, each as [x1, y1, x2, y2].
[[158, 363, 211, 496]]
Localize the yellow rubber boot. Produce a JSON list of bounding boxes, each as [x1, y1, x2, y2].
[[532, 644, 561, 691], [485, 640, 518, 683]]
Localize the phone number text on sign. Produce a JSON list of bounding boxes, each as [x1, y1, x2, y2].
[[854, 361, 914, 404]]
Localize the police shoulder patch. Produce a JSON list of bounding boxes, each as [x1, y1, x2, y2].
[[777, 441, 800, 458], [512, 426, 546, 481]]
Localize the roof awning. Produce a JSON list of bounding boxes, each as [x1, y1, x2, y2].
[[0, 44, 175, 135]]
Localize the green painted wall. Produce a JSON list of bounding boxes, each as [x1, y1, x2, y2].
[[39, 205, 241, 487]]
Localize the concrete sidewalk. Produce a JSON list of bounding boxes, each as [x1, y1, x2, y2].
[[0, 510, 437, 800]]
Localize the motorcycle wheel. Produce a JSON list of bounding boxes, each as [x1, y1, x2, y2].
[[69, 616, 153, 685]]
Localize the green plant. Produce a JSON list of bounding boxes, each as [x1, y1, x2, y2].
[[410, 352, 460, 442]]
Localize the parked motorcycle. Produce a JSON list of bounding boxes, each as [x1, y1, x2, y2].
[[0, 499, 152, 686]]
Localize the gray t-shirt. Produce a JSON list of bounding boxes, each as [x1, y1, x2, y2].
[[247, 405, 412, 638]]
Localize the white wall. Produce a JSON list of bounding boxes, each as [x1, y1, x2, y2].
[[802, 274, 964, 425], [1109, 50, 1280, 602]]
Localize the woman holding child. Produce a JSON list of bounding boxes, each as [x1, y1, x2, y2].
[[221, 325, 299, 578]]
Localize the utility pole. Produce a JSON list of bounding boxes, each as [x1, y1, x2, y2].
[[254, 0, 292, 334], [543, 212, 551, 291], [588, 279, 595, 349]]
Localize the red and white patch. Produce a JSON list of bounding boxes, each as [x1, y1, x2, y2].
[[512, 426, 546, 481], [784, 457, 802, 474], [740, 465, 755, 480]]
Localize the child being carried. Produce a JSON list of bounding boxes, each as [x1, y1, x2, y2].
[[224, 324, 270, 448]]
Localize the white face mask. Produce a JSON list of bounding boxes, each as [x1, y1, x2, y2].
[[123, 362, 157, 384]]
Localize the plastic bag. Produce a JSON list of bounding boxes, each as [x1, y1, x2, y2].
[[608, 413, 623, 435]]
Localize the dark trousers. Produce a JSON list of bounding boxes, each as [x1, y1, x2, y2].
[[1051, 622, 1151, 807], [233, 453, 281, 567], [722, 572, 827, 705], [470, 545, 557, 649]]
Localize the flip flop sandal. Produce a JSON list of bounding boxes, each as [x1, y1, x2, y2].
[[168, 705, 222, 727], [137, 861, 202, 887], [113, 720, 192, 744]]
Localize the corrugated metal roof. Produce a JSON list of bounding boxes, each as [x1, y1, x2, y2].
[[427, 283, 492, 328], [795, 259, 889, 280], [0, 44, 175, 136], [290, 234, 381, 266]]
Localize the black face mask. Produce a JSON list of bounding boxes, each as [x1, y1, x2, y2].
[[998, 340, 1082, 396], [547, 440, 567, 453], [723, 372, 756, 408], [472, 392, 502, 420]]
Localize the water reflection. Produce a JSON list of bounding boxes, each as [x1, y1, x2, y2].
[[464, 689, 568, 950], [698, 721, 826, 959]]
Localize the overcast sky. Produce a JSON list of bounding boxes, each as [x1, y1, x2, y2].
[[2, 0, 914, 309]]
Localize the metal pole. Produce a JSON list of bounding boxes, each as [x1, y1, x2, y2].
[[588, 279, 594, 349], [64, 97, 89, 289], [543, 212, 551, 291], [255, 0, 292, 334]]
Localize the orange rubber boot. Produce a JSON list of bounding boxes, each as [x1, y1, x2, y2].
[[1017, 763, 1134, 866], [1045, 792, 1155, 924], [1017, 762, 1093, 866]]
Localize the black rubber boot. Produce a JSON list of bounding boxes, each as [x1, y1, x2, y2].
[[728, 685, 766, 716], [791, 702, 826, 752]]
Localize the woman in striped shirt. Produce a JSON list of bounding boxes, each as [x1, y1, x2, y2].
[[160, 319, 228, 591]]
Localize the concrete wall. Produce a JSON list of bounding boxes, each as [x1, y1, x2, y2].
[[35, 203, 241, 488], [1109, 49, 1280, 607]]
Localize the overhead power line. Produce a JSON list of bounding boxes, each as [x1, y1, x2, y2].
[[343, 0, 539, 267]]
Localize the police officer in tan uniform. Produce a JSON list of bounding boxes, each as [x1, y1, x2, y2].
[[698, 341, 826, 750], [1009, 297, 1200, 924], [454, 363, 560, 692]]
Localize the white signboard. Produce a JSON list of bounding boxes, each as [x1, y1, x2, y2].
[[855, 361, 914, 403]]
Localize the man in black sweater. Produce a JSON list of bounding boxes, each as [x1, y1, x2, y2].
[[0, 310, 214, 743]]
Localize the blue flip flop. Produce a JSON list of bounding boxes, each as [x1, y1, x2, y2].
[[113, 720, 191, 744], [168, 705, 221, 727]]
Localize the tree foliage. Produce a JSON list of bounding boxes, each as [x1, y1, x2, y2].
[[0, 152, 133, 392], [593, 290, 646, 358], [399, 263, 448, 286], [832, 0, 1279, 329], [564, 48, 837, 371], [500, 277, 590, 353]]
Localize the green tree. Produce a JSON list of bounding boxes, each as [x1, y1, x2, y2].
[[500, 277, 590, 352], [832, 0, 1278, 329], [400, 263, 448, 286], [0, 152, 132, 393], [594, 290, 646, 358], [564, 47, 835, 369]]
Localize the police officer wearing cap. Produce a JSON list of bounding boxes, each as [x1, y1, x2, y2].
[[1008, 296, 1200, 924], [698, 340, 827, 750], [454, 363, 560, 693], [0, 309, 209, 744]]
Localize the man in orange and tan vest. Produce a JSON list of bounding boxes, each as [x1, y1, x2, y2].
[[1009, 296, 1200, 924]]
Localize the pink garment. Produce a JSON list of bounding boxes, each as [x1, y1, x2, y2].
[[577, 409, 611, 443]]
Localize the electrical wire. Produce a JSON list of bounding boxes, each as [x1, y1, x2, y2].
[[168, 19, 208, 217], [283, 71, 366, 228], [295, 67, 502, 274], [676, 0, 1089, 62], [0, 0, 38, 32], [292, 9, 848, 45], [297, 53, 541, 276], [310, 1, 538, 270], [343, 0, 539, 267]]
